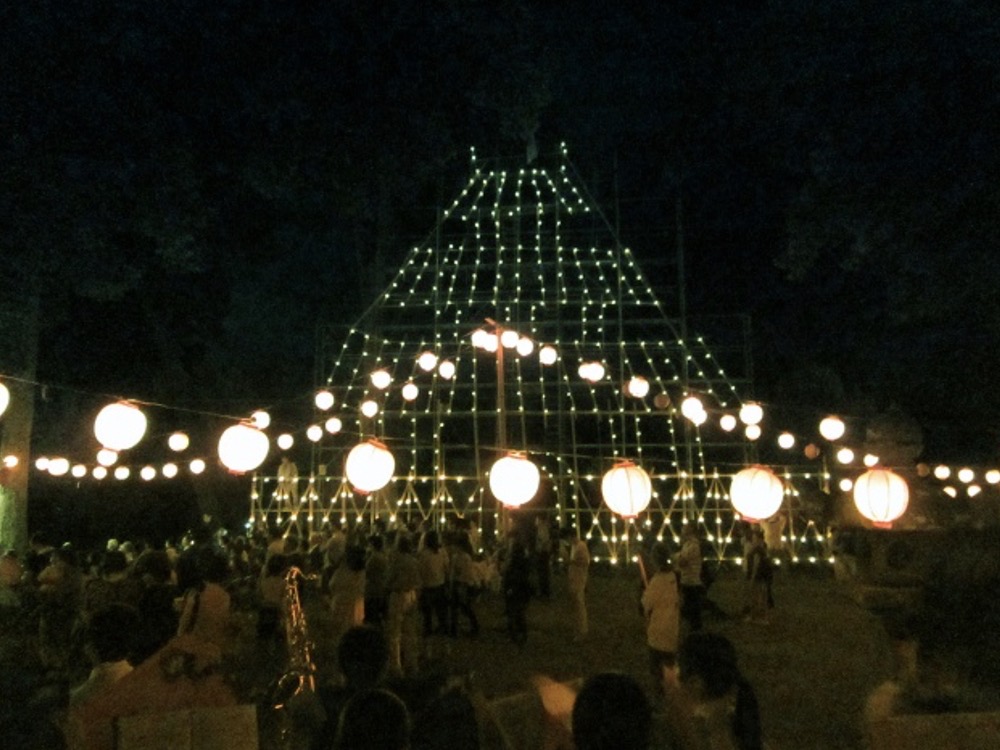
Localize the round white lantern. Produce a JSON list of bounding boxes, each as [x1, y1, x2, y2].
[[48, 457, 70, 476], [401, 382, 419, 401], [863, 454, 879, 467], [626, 376, 650, 399], [3, 455, 18, 468], [325, 417, 343, 434], [360, 400, 379, 418], [94, 402, 147, 451], [92, 466, 107, 480], [739, 402, 764, 426], [578, 361, 605, 383], [516, 337, 534, 357], [488, 453, 540, 507], [345, 440, 395, 493], [168, 432, 190, 452], [836, 447, 855, 465], [277, 433, 294, 450], [958, 467, 975, 484], [96, 448, 119, 467], [417, 351, 439, 371], [315, 390, 335, 411], [777, 432, 796, 449], [251, 410, 271, 429], [438, 361, 456, 380], [140, 466, 157, 481], [539, 346, 558, 365], [730, 466, 784, 520], [719, 414, 737, 432], [34, 457, 49, 471], [819, 416, 846, 441], [745, 424, 762, 441], [71, 464, 87, 478], [933, 465, 951, 480], [601, 461, 652, 517], [986, 470, 1000, 484], [218, 423, 270, 473], [853, 468, 909, 526], [306, 425, 323, 442], [370, 369, 392, 390], [471, 329, 491, 349], [162, 462, 179, 478], [114, 466, 130, 480], [0, 381, 9, 417], [189, 458, 206, 475], [500, 330, 520, 349]]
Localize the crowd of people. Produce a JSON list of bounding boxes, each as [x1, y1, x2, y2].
[[0, 513, 779, 749]]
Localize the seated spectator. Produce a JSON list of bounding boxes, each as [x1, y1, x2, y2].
[[666, 631, 764, 750], [334, 688, 410, 750], [572, 672, 652, 750], [69, 603, 140, 711], [314, 626, 391, 750]]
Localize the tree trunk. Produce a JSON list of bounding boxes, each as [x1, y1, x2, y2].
[[0, 291, 40, 553]]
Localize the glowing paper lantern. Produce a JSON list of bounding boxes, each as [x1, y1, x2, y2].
[[836, 448, 855, 465], [819, 416, 846, 441], [626, 376, 650, 399], [140, 466, 157, 481], [218, 423, 270, 473], [168, 432, 190, 452], [315, 390, 335, 411], [162, 463, 179, 479], [471, 329, 491, 349], [680, 396, 707, 426], [114, 466, 130, 480], [34, 457, 49, 471], [71, 464, 87, 478], [401, 382, 419, 401], [653, 393, 671, 410], [958, 467, 975, 484], [97, 449, 118, 467], [251, 410, 271, 429], [853, 468, 909, 526], [516, 337, 535, 357], [804, 444, 821, 460], [968, 484, 982, 497], [417, 351, 439, 371], [745, 424, 762, 441], [325, 417, 343, 434], [777, 432, 796, 449], [48, 457, 70, 476], [500, 330, 520, 349], [943, 486, 957, 498], [488, 452, 540, 507], [345, 440, 395, 493], [277, 433, 294, 450], [190, 459, 206, 475], [578, 361, 605, 383], [94, 402, 147, 451], [739, 402, 764, 426], [0, 381, 9, 417], [863, 454, 879, 468], [370, 369, 392, 390], [601, 461, 652, 517], [719, 414, 738, 432], [986, 470, 1000, 484], [92, 466, 107, 480], [2, 455, 18, 468], [306, 425, 323, 442], [438, 361, 456, 380], [730, 466, 784, 521], [933, 465, 951, 480], [539, 346, 558, 365], [360, 400, 379, 418], [839, 478, 854, 492]]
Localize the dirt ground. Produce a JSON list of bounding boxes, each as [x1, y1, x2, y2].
[[284, 562, 893, 750]]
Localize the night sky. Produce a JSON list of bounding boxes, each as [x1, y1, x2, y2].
[[3, 1, 1000, 541]]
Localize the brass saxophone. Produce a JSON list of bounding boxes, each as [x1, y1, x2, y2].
[[272, 566, 325, 748]]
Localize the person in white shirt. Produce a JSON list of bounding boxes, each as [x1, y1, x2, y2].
[[642, 542, 680, 696], [566, 531, 590, 642]]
